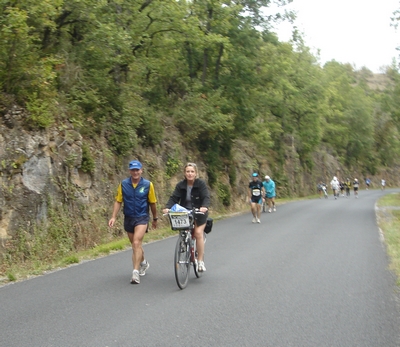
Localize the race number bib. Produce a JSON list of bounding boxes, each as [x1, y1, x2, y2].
[[169, 212, 190, 229], [252, 188, 261, 197]]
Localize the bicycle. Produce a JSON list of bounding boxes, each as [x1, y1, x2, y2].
[[166, 208, 207, 290]]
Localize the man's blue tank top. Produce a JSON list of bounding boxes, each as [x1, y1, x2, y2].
[[121, 177, 150, 217]]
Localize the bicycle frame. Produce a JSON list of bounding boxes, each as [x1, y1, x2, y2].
[[167, 208, 205, 289], [178, 228, 197, 264]]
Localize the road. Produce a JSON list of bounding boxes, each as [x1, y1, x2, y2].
[[1, 189, 399, 347]]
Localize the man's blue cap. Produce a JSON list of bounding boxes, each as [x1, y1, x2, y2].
[[252, 173, 258, 177], [129, 160, 142, 170]]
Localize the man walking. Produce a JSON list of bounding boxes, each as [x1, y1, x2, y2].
[[108, 160, 158, 284], [263, 175, 277, 212]]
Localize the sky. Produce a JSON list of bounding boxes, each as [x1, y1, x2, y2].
[[266, 0, 400, 73]]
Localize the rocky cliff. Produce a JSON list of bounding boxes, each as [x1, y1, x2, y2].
[[1, 104, 399, 257]]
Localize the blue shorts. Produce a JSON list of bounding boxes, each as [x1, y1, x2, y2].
[[124, 216, 149, 233]]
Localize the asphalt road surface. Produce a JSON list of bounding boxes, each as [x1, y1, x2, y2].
[[1, 189, 400, 347]]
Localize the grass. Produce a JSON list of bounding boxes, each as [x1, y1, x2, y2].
[[376, 193, 400, 206], [0, 219, 194, 285], [376, 193, 400, 285]]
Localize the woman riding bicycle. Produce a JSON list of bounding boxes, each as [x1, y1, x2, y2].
[[162, 163, 210, 272]]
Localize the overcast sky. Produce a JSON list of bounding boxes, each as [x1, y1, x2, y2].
[[267, 0, 399, 73]]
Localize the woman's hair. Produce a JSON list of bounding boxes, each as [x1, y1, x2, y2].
[[184, 162, 198, 174]]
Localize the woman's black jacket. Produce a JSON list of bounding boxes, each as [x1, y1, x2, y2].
[[165, 178, 210, 209]]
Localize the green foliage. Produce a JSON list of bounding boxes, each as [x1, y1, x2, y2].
[[137, 110, 164, 147], [81, 144, 95, 174], [61, 255, 79, 265], [166, 156, 182, 179], [0, 3, 61, 103], [4, 218, 74, 266], [0, 0, 399, 207], [46, 205, 75, 257], [26, 97, 56, 129], [0, 198, 114, 276], [217, 182, 231, 206], [173, 92, 234, 186], [107, 113, 139, 155], [228, 162, 237, 187], [377, 194, 400, 285], [7, 272, 16, 282]]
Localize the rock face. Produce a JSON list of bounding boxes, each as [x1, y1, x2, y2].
[[0, 105, 113, 249]]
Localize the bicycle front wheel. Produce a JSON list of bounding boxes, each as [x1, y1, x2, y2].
[[174, 234, 190, 289]]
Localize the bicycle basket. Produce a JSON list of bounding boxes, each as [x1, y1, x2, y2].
[[168, 212, 191, 230]]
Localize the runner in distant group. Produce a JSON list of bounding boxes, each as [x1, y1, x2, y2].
[[317, 181, 327, 199], [330, 176, 340, 199], [339, 181, 345, 197], [248, 173, 264, 223], [353, 178, 359, 198], [365, 177, 371, 190], [345, 178, 352, 197], [263, 175, 276, 212]]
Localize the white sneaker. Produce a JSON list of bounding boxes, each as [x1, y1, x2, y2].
[[139, 260, 149, 276], [252, 217, 256, 223], [131, 270, 140, 284], [273, 207, 276, 212], [198, 261, 206, 272], [268, 208, 272, 213], [257, 218, 261, 223]]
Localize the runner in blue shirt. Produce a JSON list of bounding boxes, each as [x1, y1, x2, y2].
[[262, 175, 276, 213]]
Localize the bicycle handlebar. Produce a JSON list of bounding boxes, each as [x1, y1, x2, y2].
[[163, 208, 205, 217]]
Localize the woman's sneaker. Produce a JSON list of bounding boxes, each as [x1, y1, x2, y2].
[[139, 260, 150, 276], [198, 261, 206, 272], [131, 270, 140, 284]]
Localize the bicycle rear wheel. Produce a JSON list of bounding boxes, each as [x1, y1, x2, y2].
[[193, 232, 206, 278], [174, 233, 190, 289]]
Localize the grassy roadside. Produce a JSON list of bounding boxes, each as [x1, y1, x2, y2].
[[1, 193, 399, 286], [0, 220, 185, 285], [0, 208, 240, 285], [1, 196, 303, 285], [376, 193, 400, 285]]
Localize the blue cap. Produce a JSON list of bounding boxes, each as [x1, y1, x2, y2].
[[129, 160, 142, 170], [252, 173, 258, 177]]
